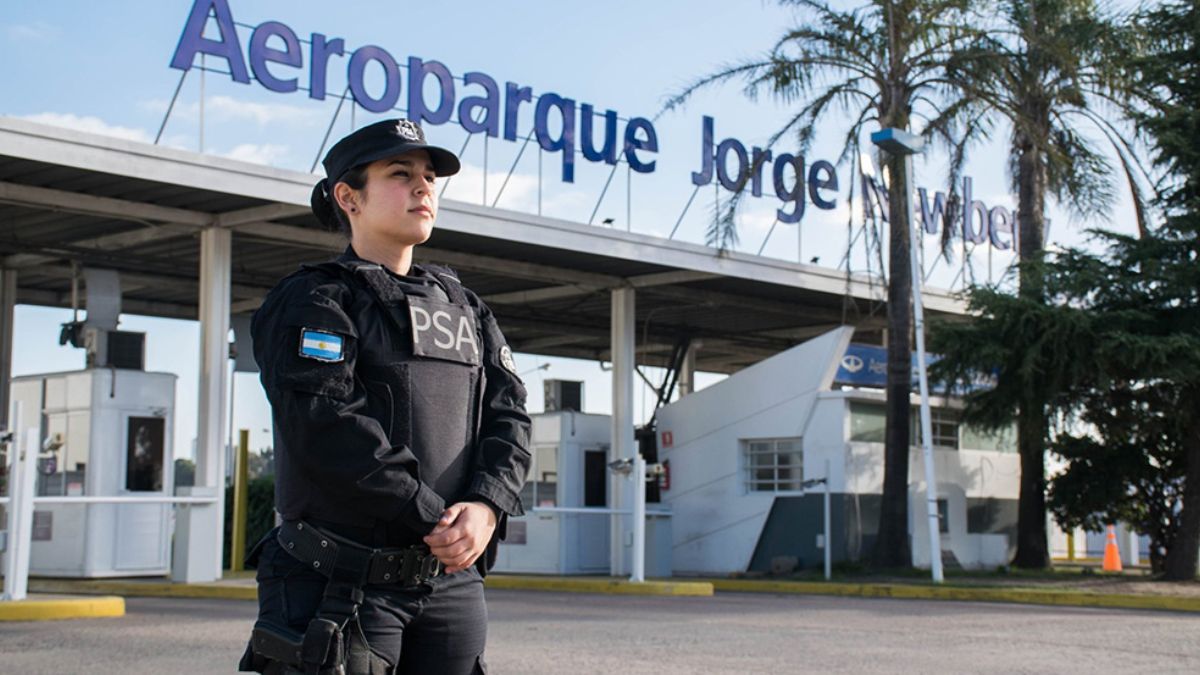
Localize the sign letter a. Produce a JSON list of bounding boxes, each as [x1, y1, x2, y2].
[[169, 0, 250, 83]]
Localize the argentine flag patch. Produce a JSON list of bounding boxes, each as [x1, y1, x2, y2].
[[299, 328, 345, 362]]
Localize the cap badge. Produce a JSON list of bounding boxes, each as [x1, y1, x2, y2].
[[394, 120, 421, 142]]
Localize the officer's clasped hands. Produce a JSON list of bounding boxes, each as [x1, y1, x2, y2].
[[424, 502, 499, 574]]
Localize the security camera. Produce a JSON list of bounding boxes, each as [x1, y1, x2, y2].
[[42, 432, 65, 453], [607, 458, 633, 476]]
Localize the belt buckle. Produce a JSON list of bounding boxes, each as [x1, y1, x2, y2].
[[421, 555, 443, 580]]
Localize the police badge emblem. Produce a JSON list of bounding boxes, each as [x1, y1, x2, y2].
[[394, 120, 421, 142], [499, 345, 518, 375]]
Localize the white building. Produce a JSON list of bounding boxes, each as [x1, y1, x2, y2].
[[658, 328, 1020, 575]]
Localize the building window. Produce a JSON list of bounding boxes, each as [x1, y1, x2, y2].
[[743, 438, 803, 492], [961, 423, 1017, 453], [848, 402, 961, 450], [849, 402, 886, 443], [923, 409, 960, 450]]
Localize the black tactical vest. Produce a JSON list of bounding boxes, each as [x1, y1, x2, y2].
[[307, 258, 487, 506]]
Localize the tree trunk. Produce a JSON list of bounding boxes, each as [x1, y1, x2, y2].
[[871, 149, 914, 569], [1164, 405, 1200, 580], [1013, 396, 1050, 568], [1013, 137, 1051, 568]]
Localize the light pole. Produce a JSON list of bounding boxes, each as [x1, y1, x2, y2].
[[870, 127, 944, 584]]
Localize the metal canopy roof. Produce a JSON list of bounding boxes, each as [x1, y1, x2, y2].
[[0, 117, 965, 374]]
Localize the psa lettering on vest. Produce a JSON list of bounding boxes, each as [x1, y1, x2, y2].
[[408, 297, 481, 367]]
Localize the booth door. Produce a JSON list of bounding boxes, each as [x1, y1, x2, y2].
[[575, 449, 610, 570], [115, 414, 170, 571]]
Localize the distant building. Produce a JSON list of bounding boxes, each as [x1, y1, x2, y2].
[[658, 328, 1019, 574]]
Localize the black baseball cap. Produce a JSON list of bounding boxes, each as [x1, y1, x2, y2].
[[311, 119, 460, 227]]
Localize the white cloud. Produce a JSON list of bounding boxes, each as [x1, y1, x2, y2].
[[439, 162, 590, 220], [140, 95, 323, 127], [219, 143, 290, 165], [19, 113, 151, 143], [5, 21, 57, 41]]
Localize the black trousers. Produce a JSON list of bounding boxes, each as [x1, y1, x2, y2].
[[254, 536, 488, 674]]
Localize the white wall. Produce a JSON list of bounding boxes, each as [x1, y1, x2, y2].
[[659, 338, 1025, 574], [658, 328, 853, 574]]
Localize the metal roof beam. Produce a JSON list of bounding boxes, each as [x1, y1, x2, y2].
[[18, 287, 197, 321], [235, 221, 344, 249], [509, 334, 591, 351], [215, 203, 312, 228], [231, 298, 264, 314], [495, 313, 795, 356], [483, 284, 603, 305], [0, 181, 210, 226], [482, 270, 717, 306], [4, 223, 196, 269], [643, 285, 846, 322], [29, 265, 266, 300], [629, 270, 719, 287], [420, 249, 618, 287]]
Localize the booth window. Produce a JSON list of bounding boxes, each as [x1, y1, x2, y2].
[[743, 438, 803, 493], [125, 416, 165, 492], [529, 444, 558, 508]]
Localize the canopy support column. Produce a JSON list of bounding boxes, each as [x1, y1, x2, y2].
[[609, 287, 636, 576], [172, 227, 230, 583]]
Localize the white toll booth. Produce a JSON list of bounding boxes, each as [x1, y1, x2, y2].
[[492, 410, 671, 576], [6, 369, 176, 577]]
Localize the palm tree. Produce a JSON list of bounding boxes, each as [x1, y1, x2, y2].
[[944, 0, 1149, 568], [665, 0, 981, 568]]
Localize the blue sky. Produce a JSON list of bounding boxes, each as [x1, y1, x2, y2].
[[1, 1, 1145, 459]]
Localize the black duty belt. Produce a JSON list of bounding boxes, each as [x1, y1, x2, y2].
[[278, 520, 443, 587]]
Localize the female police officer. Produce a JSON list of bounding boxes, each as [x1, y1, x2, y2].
[[239, 119, 531, 675]]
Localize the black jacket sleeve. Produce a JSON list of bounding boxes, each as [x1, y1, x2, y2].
[[462, 290, 532, 517], [252, 272, 446, 533]]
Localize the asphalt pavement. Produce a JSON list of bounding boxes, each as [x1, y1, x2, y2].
[[1, 590, 1197, 674]]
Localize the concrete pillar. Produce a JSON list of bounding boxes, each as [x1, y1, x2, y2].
[[610, 287, 636, 576], [678, 340, 698, 397], [1120, 523, 1141, 567], [0, 268, 15, 429], [173, 227, 230, 582]]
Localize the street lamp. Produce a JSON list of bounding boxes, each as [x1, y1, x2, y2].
[[870, 127, 944, 584], [519, 363, 551, 377]]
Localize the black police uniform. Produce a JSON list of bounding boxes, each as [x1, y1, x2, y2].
[[236, 115, 528, 672], [238, 119, 531, 675]]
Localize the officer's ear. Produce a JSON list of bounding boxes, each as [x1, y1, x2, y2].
[[333, 180, 364, 215]]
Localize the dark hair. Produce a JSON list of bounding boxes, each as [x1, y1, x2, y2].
[[311, 164, 370, 235]]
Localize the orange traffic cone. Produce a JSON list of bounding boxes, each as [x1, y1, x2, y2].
[[1102, 525, 1123, 572]]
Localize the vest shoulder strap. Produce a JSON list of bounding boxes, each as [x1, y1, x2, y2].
[[419, 263, 469, 306]]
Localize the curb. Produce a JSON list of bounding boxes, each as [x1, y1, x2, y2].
[[706, 579, 1200, 613], [485, 575, 713, 597], [0, 595, 125, 621], [30, 578, 257, 601], [29, 576, 714, 599]]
